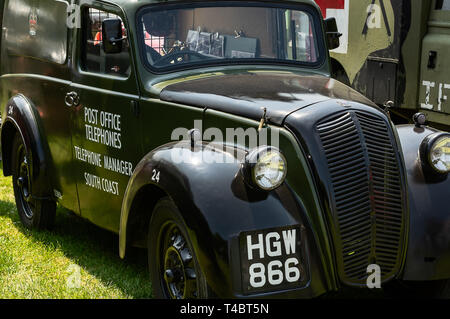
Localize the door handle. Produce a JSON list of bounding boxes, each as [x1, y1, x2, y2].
[[65, 91, 80, 107]]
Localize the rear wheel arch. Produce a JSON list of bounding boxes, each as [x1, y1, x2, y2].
[[1, 95, 54, 198]]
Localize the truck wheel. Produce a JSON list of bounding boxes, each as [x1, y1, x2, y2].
[[11, 133, 56, 230], [385, 279, 450, 299], [148, 197, 210, 299]]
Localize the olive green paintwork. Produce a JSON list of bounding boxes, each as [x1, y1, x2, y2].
[[417, 6, 450, 128], [328, 0, 395, 84], [321, 0, 450, 129]]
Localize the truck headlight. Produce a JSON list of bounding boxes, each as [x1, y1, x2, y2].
[[420, 133, 450, 175], [243, 146, 287, 191]]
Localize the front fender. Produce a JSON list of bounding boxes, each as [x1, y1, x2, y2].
[[120, 141, 328, 298], [0, 94, 53, 198], [396, 124, 450, 280]]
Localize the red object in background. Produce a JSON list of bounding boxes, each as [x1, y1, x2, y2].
[[93, 24, 127, 46], [144, 31, 165, 54], [94, 32, 102, 45], [314, 0, 345, 18]]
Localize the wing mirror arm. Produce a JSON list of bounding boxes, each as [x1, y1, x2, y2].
[[108, 36, 126, 46]]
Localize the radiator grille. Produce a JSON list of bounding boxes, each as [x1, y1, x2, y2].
[[317, 111, 405, 285]]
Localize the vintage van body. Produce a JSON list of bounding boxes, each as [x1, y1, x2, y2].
[[0, 0, 449, 298]]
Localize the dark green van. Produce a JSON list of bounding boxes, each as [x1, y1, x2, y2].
[[0, 0, 449, 299]]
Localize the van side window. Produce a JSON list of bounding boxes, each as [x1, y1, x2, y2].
[[81, 8, 131, 77], [436, 0, 450, 10]]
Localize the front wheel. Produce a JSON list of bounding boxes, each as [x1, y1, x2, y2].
[[11, 133, 56, 230], [148, 197, 210, 299]]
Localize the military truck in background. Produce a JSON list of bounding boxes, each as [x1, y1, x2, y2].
[[317, 0, 450, 130]]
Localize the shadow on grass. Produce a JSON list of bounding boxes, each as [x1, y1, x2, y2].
[[0, 197, 152, 299]]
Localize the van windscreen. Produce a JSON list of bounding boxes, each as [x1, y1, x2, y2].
[[138, 3, 322, 71]]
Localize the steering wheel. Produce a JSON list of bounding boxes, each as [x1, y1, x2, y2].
[[153, 49, 210, 67]]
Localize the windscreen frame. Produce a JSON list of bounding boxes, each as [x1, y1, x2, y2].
[[135, 1, 327, 74]]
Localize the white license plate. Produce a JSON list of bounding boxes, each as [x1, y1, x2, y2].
[[240, 226, 304, 294]]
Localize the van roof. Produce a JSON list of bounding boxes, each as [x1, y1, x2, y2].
[[103, 0, 321, 12]]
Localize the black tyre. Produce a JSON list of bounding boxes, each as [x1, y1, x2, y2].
[[385, 279, 450, 299], [148, 197, 210, 299], [11, 133, 56, 230]]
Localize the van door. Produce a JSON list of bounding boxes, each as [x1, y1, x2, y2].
[[68, 5, 142, 232], [418, 0, 450, 127]]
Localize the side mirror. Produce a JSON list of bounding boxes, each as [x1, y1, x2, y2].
[[102, 18, 124, 54], [324, 17, 342, 50]]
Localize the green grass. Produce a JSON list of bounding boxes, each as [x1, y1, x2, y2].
[[0, 170, 152, 299]]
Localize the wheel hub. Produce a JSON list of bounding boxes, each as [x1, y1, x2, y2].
[[162, 227, 198, 299], [18, 156, 31, 201], [15, 146, 34, 219]]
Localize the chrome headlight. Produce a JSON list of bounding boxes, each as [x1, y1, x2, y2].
[[243, 146, 287, 191], [420, 133, 450, 175]]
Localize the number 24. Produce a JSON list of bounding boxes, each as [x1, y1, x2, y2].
[[152, 169, 160, 183]]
